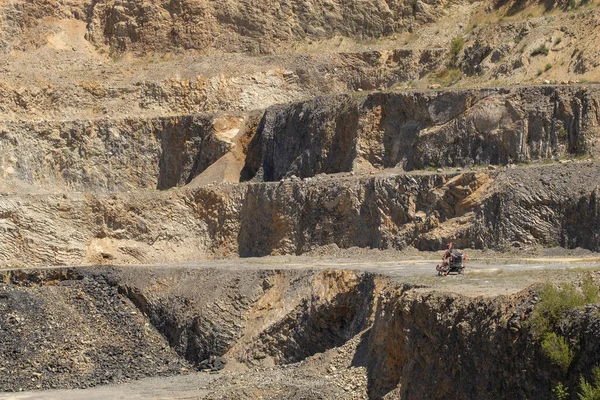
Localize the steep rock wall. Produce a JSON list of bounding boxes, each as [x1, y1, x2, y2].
[[362, 284, 600, 399], [4, 163, 600, 267], [473, 161, 600, 249], [243, 86, 600, 181], [0, 113, 244, 191]]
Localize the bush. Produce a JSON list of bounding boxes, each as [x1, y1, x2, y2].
[[545, 63, 553, 71], [558, 127, 568, 140], [555, 37, 562, 45], [579, 366, 600, 400], [432, 67, 462, 86], [553, 382, 569, 400], [528, 277, 599, 336], [449, 36, 465, 68], [450, 37, 465, 57], [582, 274, 599, 303], [542, 332, 574, 372], [531, 44, 550, 56], [529, 282, 587, 335]]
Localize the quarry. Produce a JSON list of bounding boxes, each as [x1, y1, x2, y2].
[[2, 0, 600, 398]]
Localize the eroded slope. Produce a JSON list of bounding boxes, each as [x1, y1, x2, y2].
[[2, 265, 600, 399]]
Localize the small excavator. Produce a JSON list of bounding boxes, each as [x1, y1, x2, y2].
[[436, 242, 466, 276]]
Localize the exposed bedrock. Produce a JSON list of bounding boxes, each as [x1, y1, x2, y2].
[[473, 162, 600, 250], [0, 113, 249, 191], [84, 0, 446, 54], [5, 162, 600, 266], [0, 0, 455, 55], [362, 284, 600, 400], [112, 267, 378, 369], [0, 48, 445, 122], [235, 163, 600, 255], [243, 86, 600, 181], [235, 173, 487, 256], [3, 86, 597, 193]]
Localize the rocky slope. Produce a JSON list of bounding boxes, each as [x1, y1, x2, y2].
[[2, 84, 600, 267], [0, 268, 189, 391], [3, 160, 600, 267], [3, 0, 600, 399], [1, 0, 600, 124], [0, 0, 455, 55], [2, 265, 600, 399], [2, 85, 598, 194]]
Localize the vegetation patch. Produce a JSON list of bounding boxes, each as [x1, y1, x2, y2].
[[531, 44, 550, 56], [448, 36, 465, 68], [431, 67, 462, 86], [528, 275, 599, 391], [579, 366, 600, 399], [553, 382, 569, 400], [558, 127, 568, 140], [528, 279, 595, 335], [542, 332, 574, 373]]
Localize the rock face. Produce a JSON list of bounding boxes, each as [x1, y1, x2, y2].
[[0, 0, 454, 55], [4, 85, 600, 265], [243, 86, 600, 182], [7, 85, 598, 194], [85, 0, 446, 54], [362, 285, 600, 400], [0, 113, 242, 191], [5, 161, 600, 267], [474, 162, 600, 250]]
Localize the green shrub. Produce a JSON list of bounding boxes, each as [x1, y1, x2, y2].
[[531, 44, 550, 56], [582, 274, 599, 304], [528, 277, 599, 334], [555, 37, 562, 45], [569, 0, 577, 9], [553, 382, 569, 400], [579, 366, 600, 400], [545, 63, 553, 71], [529, 282, 587, 335], [449, 36, 465, 68], [542, 332, 574, 372], [450, 37, 465, 57]]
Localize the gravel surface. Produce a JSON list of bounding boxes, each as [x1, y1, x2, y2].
[[0, 273, 189, 392]]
